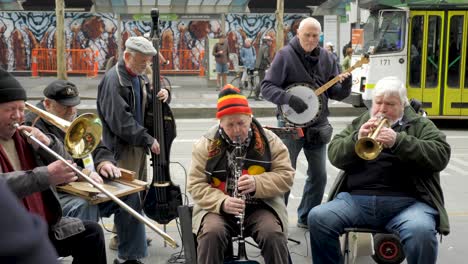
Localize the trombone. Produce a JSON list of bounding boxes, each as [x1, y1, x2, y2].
[[17, 102, 179, 248], [355, 116, 389, 160]]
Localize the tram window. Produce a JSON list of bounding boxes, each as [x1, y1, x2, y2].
[[447, 15, 464, 88], [425, 15, 442, 88], [465, 22, 468, 89], [356, 11, 405, 55], [409, 16, 424, 87], [375, 12, 406, 53]]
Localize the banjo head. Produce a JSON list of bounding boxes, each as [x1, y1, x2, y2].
[[280, 83, 322, 127]]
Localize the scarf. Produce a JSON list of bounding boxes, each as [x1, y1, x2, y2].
[[205, 118, 271, 197], [0, 131, 53, 224]]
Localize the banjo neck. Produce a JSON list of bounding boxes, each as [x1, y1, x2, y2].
[[314, 55, 369, 96]]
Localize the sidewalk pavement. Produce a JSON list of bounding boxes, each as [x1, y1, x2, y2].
[[16, 73, 366, 119]]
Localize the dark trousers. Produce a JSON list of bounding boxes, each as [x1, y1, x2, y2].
[[255, 69, 266, 98], [197, 208, 288, 264], [51, 220, 106, 264]]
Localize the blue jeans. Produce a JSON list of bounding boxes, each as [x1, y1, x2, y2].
[[308, 192, 439, 264], [59, 192, 148, 260], [279, 120, 327, 225]]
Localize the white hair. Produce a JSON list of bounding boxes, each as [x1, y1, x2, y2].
[[373, 76, 409, 107], [298, 17, 322, 33]]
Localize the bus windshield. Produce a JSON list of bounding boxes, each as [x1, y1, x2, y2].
[[354, 10, 406, 55]]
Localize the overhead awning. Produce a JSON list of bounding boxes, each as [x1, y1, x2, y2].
[[313, 0, 349, 16], [91, 0, 251, 14]]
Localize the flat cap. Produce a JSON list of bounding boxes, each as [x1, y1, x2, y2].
[[44, 80, 80, 107], [125, 36, 157, 56]]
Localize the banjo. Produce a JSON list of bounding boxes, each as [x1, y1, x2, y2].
[[280, 55, 369, 127]]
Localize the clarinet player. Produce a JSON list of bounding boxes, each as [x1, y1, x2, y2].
[[188, 84, 294, 264]]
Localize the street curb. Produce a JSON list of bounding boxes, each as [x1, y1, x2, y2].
[[73, 105, 367, 119]]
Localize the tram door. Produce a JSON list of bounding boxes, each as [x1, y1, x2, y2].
[[407, 11, 444, 116], [443, 11, 468, 116]]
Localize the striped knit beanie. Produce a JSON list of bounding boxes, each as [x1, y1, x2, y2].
[[216, 84, 252, 119]]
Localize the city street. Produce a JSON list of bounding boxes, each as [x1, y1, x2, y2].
[[85, 116, 468, 264]]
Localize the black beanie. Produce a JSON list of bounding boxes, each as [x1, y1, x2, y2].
[[0, 68, 27, 103]]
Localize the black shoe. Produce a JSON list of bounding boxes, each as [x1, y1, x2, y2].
[[113, 259, 144, 264], [254, 97, 263, 101], [297, 222, 308, 229]]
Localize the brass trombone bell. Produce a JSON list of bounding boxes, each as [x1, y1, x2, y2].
[[355, 117, 389, 160], [25, 102, 102, 159]]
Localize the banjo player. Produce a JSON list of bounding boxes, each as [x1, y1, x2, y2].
[[261, 17, 352, 229]]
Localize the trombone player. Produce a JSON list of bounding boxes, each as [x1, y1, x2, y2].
[[308, 76, 451, 264], [24, 79, 148, 264], [0, 68, 106, 263]]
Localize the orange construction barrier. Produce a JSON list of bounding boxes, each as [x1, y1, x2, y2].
[[31, 48, 99, 78], [199, 50, 205, 77], [159, 49, 201, 75], [31, 49, 38, 78]]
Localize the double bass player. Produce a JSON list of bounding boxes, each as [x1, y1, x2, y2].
[[97, 36, 174, 264]]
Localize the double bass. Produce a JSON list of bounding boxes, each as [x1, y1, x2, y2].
[[143, 8, 182, 225]]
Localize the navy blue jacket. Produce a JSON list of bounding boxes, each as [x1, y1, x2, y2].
[[261, 36, 352, 127]]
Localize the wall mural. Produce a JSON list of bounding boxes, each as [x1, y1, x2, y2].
[[0, 11, 306, 72]]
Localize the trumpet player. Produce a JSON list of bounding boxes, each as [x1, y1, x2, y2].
[[308, 76, 451, 264], [0, 68, 106, 263], [188, 85, 294, 264]]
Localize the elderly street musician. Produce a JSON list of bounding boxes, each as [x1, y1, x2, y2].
[[0, 68, 106, 263], [309, 76, 451, 264], [188, 84, 294, 264], [261, 17, 352, 229], [24, 79, 148, 264]]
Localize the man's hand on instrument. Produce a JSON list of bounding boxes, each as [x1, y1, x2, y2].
[[98, 161, 121, 179], [222, 196, 245, 215], [17, 125, 51, 148], [358, 117, 380, 139], [151, 139, 160, 154], [157, 89, 169, 103], [376, 127, 397, 149], [288, 95, 308, 114], [88, 171, 104, 184], [238, 174, 256, 195], [337, 72, 351, 83], [47, 160, 78, 186]]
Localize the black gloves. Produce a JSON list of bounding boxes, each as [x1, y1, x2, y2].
[[288, 95, 308, 114]]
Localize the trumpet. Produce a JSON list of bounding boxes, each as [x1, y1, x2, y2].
[[355, 116, 389, 160], [19, 102, 179, 248]]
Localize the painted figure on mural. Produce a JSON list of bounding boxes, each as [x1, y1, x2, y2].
[[0, 21, 7, 70], [10, 21, 39, 71]]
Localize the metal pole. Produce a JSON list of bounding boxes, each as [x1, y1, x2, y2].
[[275, 0, 284, 51], [55, 0, 67, 80]]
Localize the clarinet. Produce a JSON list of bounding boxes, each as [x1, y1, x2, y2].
[[231, 137, 259, 264]]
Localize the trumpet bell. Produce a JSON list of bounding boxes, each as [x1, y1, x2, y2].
[[65, 113, 102, 159], [355, 137, 382, 160]]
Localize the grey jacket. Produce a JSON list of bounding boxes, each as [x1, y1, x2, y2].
[[1, 135, 85, 240], [97, 58, 154, 160], [255, 43, 270, 70]]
